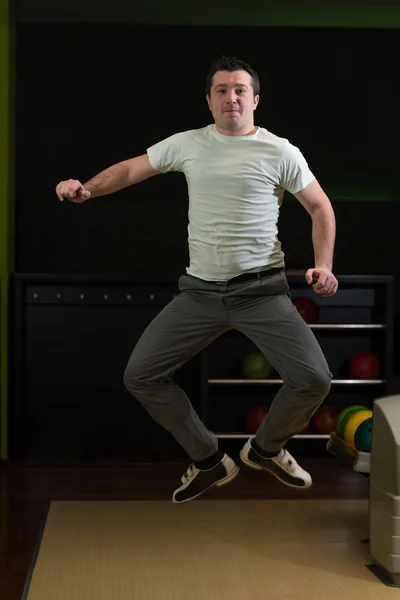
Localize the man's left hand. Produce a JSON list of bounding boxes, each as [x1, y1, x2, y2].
[[305, 267, 338, 296]]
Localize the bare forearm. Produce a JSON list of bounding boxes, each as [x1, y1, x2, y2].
[[311, 204, 336, 270], [83, 161, 130, 198], [55, 155, 158, 203]]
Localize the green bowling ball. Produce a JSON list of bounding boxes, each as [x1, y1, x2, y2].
[[240, 352, 274, 379], [354, 417, 373, 452], [336, 405, 368, 439]]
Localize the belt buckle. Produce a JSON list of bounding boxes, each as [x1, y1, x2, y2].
[[216, 280, 226, 285]]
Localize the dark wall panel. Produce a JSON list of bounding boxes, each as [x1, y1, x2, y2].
[[15, 24, 400, 306]]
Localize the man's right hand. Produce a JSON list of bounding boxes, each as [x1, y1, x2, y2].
[[55, 179, 91, 203]]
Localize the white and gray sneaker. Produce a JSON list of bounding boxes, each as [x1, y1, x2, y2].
[[240, 437, 312, 488], [172, 454, 239, 503]]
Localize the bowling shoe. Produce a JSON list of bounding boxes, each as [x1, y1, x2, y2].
[[240, 437, 312, 488], [173, 454, 239, 503]]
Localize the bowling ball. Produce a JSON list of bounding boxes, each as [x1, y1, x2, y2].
[[310, 406, 340, 434], [348, 352, 380, 379], [344, 409, 373, 447], [240, 352, 274, 379], [336, 405, 368, 439], [299, 423, 311, 434], [354, 417, 373, 452], [245, 406, 269, 433], [292, 297, 319, 324]]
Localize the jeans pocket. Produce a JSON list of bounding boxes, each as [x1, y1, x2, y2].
[[178, 275, 187, 291], [178, 274, 205, 292], [259, 271, 290, 296]]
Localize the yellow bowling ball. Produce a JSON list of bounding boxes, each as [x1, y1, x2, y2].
[[344, 409, 373, 447]]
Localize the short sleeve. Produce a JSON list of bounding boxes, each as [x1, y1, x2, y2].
[[279, 141, 315, 194], [146, 132, 185, 174]]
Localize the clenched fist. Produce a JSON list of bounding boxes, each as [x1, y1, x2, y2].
[[305, 266, 338, 296], [55, 179, 91, 203]]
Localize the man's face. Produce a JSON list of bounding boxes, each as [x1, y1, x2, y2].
[[206, 70, 259, 134]]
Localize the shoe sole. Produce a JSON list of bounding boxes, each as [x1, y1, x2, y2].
[[239, 450, 312, 489], [173, 464, 240, 504]]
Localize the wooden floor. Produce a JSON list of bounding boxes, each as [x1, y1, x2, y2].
[[26, 499, 381, 600], [0, 456, 369, 600]]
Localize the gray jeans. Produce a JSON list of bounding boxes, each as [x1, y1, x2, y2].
[[124, 270, 332, 461]]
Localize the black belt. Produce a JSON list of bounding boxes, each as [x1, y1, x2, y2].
[[214, 267, 284, 285]]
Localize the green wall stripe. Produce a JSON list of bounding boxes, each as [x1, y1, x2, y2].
[[16, 3, 400, 28]]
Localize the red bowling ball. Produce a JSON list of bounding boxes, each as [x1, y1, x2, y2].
[[292, 297, 319, 324], [245, 406, 270, 433], [311, 406, 340, 434], [348, 352, 380, 379]]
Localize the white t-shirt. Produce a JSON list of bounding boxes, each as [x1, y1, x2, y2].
[[147, 124, 315, 281]]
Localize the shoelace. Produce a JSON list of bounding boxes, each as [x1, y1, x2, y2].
[[181, 464, 199, 484]]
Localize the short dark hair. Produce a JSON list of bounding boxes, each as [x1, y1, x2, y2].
[[206, 55, 260, 97]]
